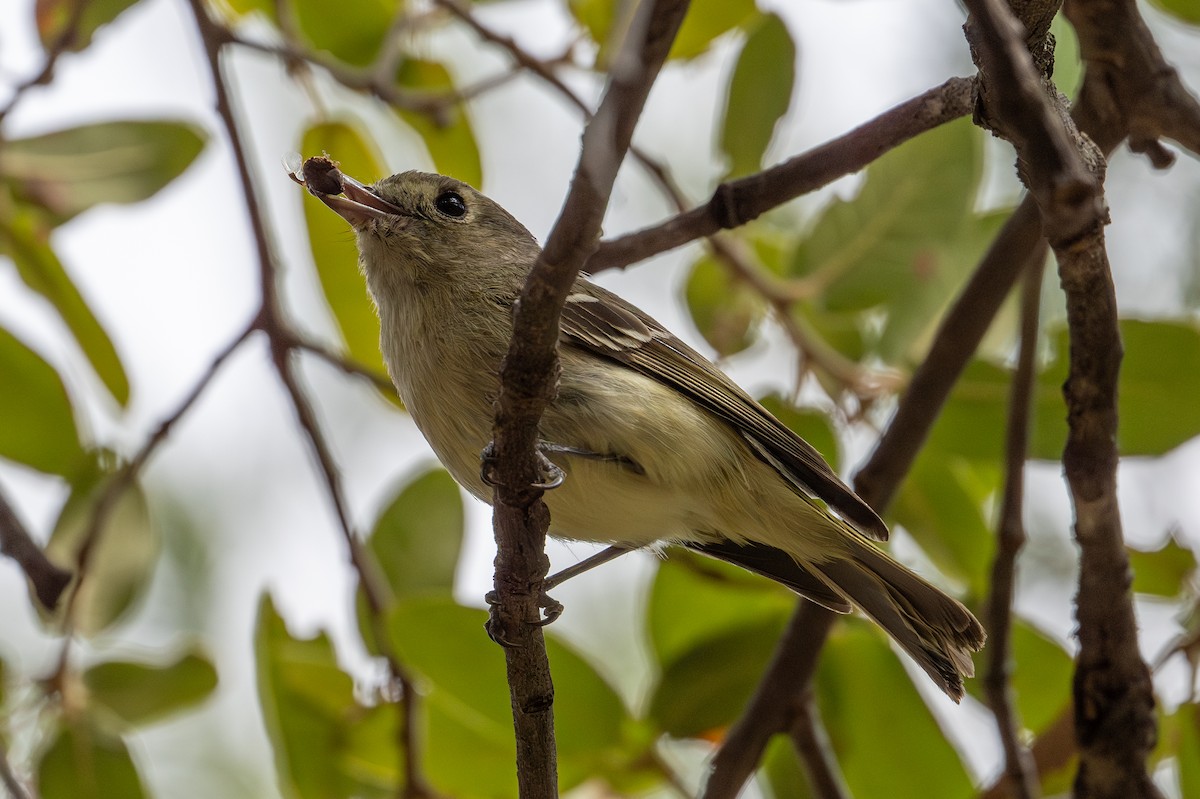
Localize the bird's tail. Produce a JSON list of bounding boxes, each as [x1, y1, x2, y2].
[[811, 537, 986, 702]]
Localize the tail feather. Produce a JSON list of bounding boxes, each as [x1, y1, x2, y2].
[[812, 538, 985, 702]]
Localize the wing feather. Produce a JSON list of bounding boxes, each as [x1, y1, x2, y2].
[[561, 281, 888, 541]]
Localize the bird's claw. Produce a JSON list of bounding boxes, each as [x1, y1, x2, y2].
[[479, 441, 565, 491], [484, 589, 564, 646]]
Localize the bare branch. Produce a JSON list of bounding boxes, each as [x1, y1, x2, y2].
[[964, 0, 1161, 795], [0, 486, 71, 610], [984, 254, 1047, 799], [588, 76, 978, 274], [486, 2, 690, 796]]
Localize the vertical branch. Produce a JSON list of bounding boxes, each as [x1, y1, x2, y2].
[[963, 0, 1161, 795], [486, 3, 690, 797], [985, 251, 1047, 799]]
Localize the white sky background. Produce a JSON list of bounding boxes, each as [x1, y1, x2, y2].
[[1, 0, 1200, 796]]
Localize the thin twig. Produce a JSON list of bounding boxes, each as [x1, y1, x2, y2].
[[187, 2, 436, 794], [0, 739, 31, 799], [0, 486, 71, 609], [984, 252, 1047, 799], [0, 0, 87, 125], [789, 696, 851, 799], [588, 76, 978, 274]]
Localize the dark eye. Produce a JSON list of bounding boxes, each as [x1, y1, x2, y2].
[[434, 191, 467, 218]]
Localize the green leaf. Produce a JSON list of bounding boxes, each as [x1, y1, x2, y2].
[[761, 734, 817, 799], [369, 467, 464, 599], [38, 720, 146, 799], [648, 549, 793, 666], [1029, 320, 1200, 459], [671, 0, 758, 60], [1149, 0, 1200, 25], [388, 598, 636, 794], [299, 121, 395, 398], [757, 395, 839, 470], [45, 467, 158, 636], [684, 253, 765, 357], [569, 0, 755, 66], [648, 615, 787, 738], [0, 120, 206, 225], [291, 0, 396, 66], [817, 619, 973, 799], [0, 326, 85, 475], [395, 60, 483, 189], [720, 13, 796, 178], [962, 620, 1072, 735], [1173, 703, 1200, 798], [1, 208, 129, 405], [35, 0, 144, 53], [791, 119, 981, 312], [1129, 532, 1198, 597], [891, 453, 996, 597], [873, 210, 1009, 365], [256, 595, 399, 799], [84, 652, 218, 727]]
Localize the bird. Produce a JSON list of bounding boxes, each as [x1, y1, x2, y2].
[[296, 158, 985, 701]]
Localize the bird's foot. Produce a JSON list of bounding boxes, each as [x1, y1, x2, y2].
[[479, 440, 566, 490], [484, 589, 564, 646]]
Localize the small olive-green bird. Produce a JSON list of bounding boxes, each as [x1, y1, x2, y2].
[[301, 163, 985, 701]]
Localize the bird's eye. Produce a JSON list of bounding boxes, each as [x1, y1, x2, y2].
[[434, 191, 467, 218]]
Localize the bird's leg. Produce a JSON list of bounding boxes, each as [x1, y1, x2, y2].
[[484, 546, 633, 645], [480, 440, 644, 492], [479, 440, 565, 490]]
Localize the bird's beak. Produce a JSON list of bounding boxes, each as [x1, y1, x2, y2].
[[289, 160, 403, 228]]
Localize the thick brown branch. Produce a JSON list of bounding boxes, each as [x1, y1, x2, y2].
[[965, 0, 1160, 795], [588, 76, 978, 273], [486, 2, 690, 797]]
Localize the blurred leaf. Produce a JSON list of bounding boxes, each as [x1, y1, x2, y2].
[[300, 121, 396, 401], [1129, 532, 1197, 597], [45, 467, 158, 636], [720, 13, 795, 178], [570, 0, 755, 66], [648, 615, 786, 738], [291, 0, 396, 66], [671, 0, 758, 59], [648, 549, 793, 666], [389, 598, 638, 794], [0, 326, 85, 475], [817, 619, 972, 799], [1174, 702, 1200, 798], [395, 60, 483, 189], [757, 395, 839, 470], [761, 734, 817, 799], [791, 119, 981, 312], [256, 595, 399, 799], [85, 652, 218, 727], [874, 210, 1009, 365], [963, 620, 1072, 735], [220, 0, 277, 21], [369, 467, 464, 599], [684, 253, 765, 357], [1029, 320, 1200, 459], [38, 720, 146, 799], [1150, 0, 1200, 25], [891, 453, 996, 597], [1, 208, 129, 405], [35, 0, 143, 53], [0, 120, 205, 225], [1050, 14, 1083, 98]]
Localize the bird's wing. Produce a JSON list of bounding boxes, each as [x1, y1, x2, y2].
[[560, 281, 888, 541]]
